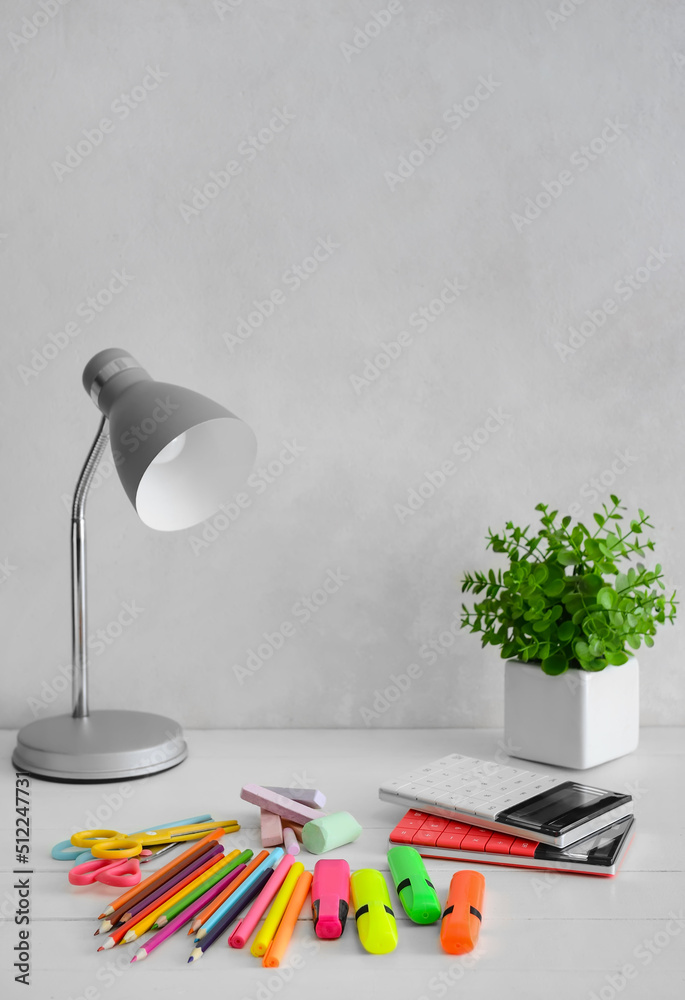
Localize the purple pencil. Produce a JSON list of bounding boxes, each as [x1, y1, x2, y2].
[[130, 865, 245, 962], [120, 845, 224, 921]]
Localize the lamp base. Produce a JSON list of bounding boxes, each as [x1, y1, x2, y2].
[[12, 710, 188, 782]]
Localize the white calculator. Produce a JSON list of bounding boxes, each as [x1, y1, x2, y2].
[[379, 753, 634, 848]]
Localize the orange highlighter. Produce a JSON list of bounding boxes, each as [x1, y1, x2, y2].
[[440, 870, 485, 955]]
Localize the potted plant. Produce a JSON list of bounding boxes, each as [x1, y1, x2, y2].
[[460, 497, 677, 769]]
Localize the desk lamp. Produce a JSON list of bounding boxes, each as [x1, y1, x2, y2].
[[12, 348, 257, 781]]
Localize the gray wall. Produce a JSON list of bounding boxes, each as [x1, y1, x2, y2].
[[2, 0, 683, 729]]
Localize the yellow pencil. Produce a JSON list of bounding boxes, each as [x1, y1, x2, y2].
[[121, 851, 240, 944], [250, 862, 304, 957]]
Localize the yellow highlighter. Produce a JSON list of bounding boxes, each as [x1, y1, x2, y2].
[[251, 862, 304, 957], [350, 869, 397, 955], [122, 853, 239, 943]]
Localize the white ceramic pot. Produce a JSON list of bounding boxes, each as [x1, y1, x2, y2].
[[504, 657, 639, 769]]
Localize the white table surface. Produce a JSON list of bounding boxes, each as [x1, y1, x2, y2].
[[1, 727, 683, 1000]]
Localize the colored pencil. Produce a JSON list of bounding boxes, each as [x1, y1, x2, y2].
[[153, 850, 251, 928], [195, 851, 282, 940], [188, 849, 269, 934], [122, 846, 231, 921], [97, 827, 227, 920], [97, 851, 229, 951], [263, 870, 313, 967], [97, 842, 224, 935], [250, 862, 304, 957], [188, 869, 274, 963], [121, 861, 246, 945], [131, 864, 249, 963], [228, 854, 295, 948]]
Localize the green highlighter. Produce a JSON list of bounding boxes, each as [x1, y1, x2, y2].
[[387, 846, 441, 924]]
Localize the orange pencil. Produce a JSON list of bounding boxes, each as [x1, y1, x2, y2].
[[97, 828, 226, 926], [188, 850, 269, 934], [263, 870, 313, 967], [97, 852, 230, 950]]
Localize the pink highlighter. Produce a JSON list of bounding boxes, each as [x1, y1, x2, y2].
[[311, 860, 350, 939]]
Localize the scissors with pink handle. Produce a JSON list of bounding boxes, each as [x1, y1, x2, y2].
[[68, 853, 154, 887]]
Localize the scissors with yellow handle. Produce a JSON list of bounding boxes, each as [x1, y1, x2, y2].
[[70, 819, 240, 859]]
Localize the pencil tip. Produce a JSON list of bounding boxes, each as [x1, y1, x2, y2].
[[97, 947, 104, 953], [130, 956, 136, 963]]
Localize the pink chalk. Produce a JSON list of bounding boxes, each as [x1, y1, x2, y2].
[[260, 809, 283, 847], [284, 827, 300, 856], [241, 784, 325, 825]]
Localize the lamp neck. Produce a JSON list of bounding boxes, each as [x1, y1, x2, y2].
[[71, 416, 110, 719]]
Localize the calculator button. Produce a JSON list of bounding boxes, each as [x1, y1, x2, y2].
[[435, 829, 471, 849], [420, 817, 449, 833], [459, 832, 493, 852], [509, 838, 538, 858], [397, 783, 432, 798], [400, 811, 426, 829], [485, 834, 517, 854], [412, 828, 440, 847], [390, 826, 416, 844], [443, 820, 472, 836]]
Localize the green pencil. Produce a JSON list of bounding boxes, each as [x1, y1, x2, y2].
[[151, 850, 253, 928]]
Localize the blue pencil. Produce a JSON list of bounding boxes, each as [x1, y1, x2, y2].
[[188, 869, 274, 963], [195, 848, 285, 940]]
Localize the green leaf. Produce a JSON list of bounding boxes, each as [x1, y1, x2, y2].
[[593, 513, 605, 528], [626, 634, 641, 650], [543, 579, 565, 598], [541, 653, 567, 675], [557, 621, 576, 642], [597, 587, 615, 610], [574, 640, 590, 659], [605, 651, 630, 666], [557, 550, 577, 566]]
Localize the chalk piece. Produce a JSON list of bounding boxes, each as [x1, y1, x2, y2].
[[284, 827, 300, 856], [282, 821, 303, 842], [302, 812, 362, 854], [260, 809, 283, 847], [265, 787, 326, 809], [241, 784, 324, 825]]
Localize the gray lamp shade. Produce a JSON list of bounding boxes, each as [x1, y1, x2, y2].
[[83, 349, 257, 531]]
